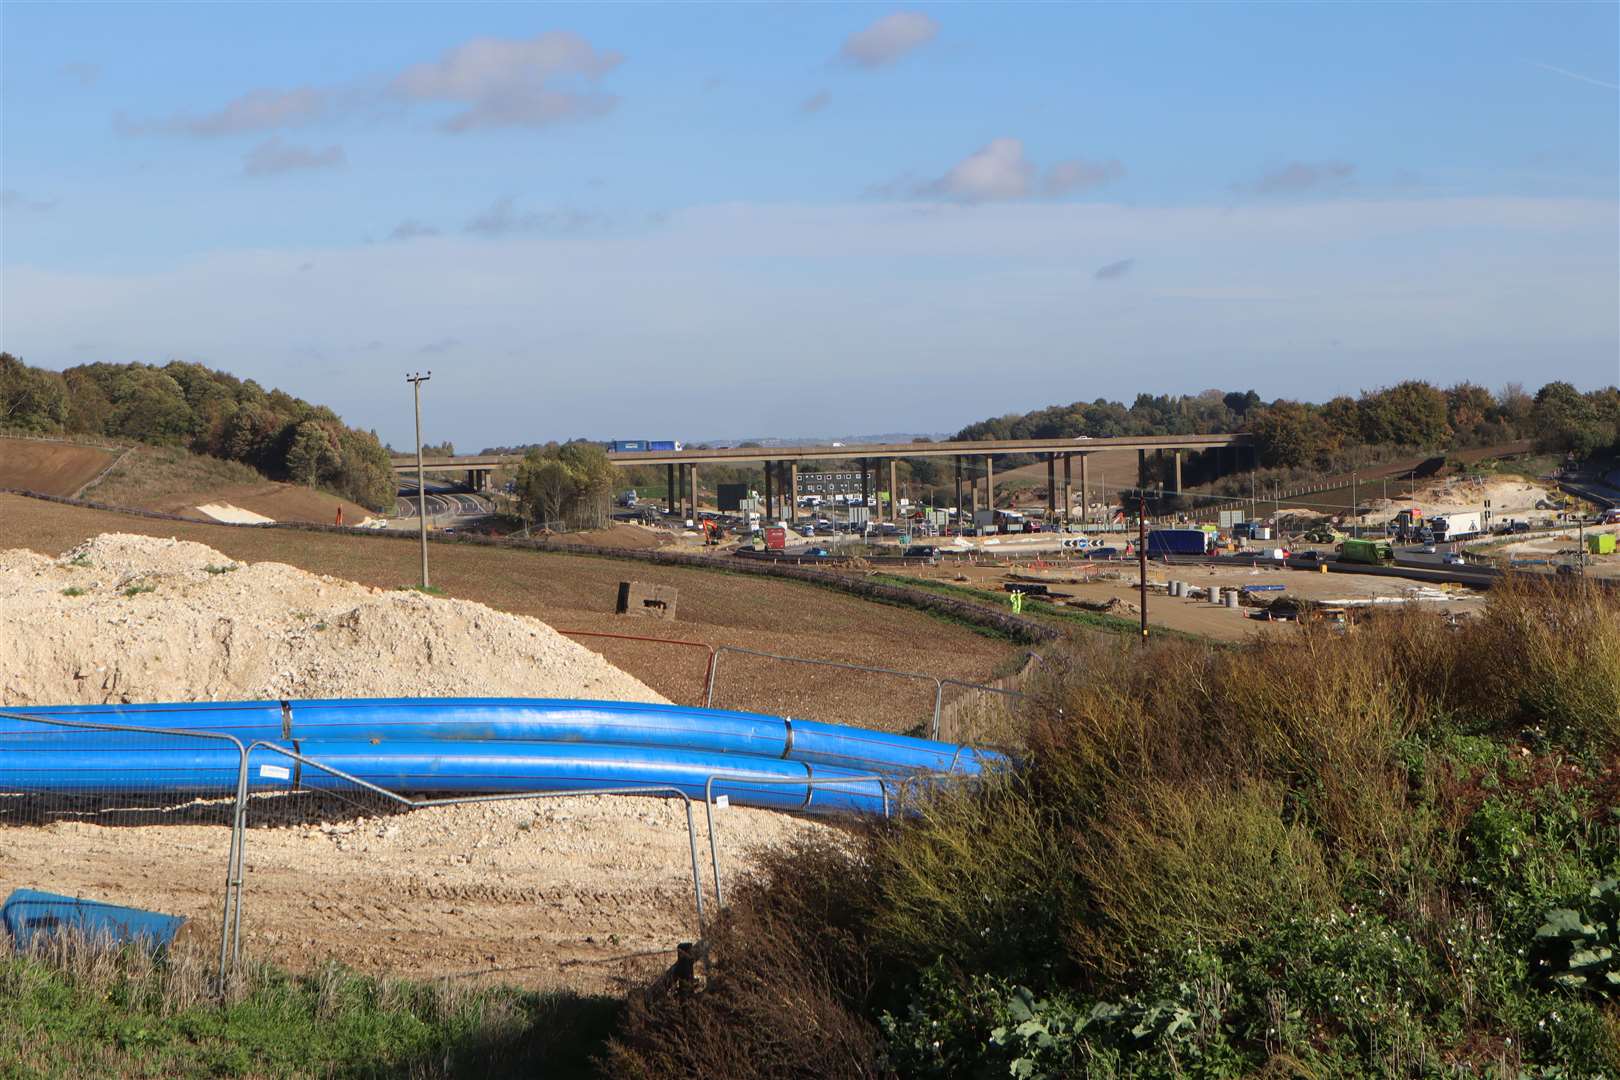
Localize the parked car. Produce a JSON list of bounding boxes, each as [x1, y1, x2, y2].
[[801, 547, 831, 558], [902, 545, 939, 560], [1442, 553, 1466, 566], [1295, 550, 1332, 563]]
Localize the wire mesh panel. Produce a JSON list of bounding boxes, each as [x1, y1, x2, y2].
[[233, 742, 717, 993], [0, 710, 248, 986], [933, 680, 1025, 747]]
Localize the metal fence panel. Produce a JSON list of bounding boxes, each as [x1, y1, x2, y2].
[[0, 710, 248, 989], [231, 742, 710, 988]]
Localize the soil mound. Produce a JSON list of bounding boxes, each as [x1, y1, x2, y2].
[[0, 532, 666, 706]]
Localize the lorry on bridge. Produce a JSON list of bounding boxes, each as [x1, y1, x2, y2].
[[608, 440, 683, 453]]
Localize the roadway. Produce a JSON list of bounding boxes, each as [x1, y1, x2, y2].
[[394, 481, 495, 530], [389, 432, 1251, 472]]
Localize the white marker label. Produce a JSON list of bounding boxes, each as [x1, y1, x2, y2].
[[259, 764, 291, 780], [714, 795, 730, 809]]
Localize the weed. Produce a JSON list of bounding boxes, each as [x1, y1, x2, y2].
[[202, 564, 237, 575], [398, 583, 447, 596], [60, 586, 85, 597], [122, 582, 156, 597]]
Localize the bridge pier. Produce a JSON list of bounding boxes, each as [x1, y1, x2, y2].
[[888, 459, 899, 526], [667, 464, 676, 514], [1138, 448, 1147, 489], [789, 463, 799, 524], [1062, 453, 1072, 527], [1046, 454, 1056, 520], [1172, 450, 1182, 495], [763, 460, 774, 523], [954, 457, 964, 528], [985, 456, 995, 512], [1079, 453, 1089, 526]]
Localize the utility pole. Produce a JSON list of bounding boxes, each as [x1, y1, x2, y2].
[[1138, 489, 1149, 641], [406, 371, 431, 589], [1351, 471, 1358, 539]]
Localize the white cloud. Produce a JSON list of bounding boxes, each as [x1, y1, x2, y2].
[[1, 189, 56, 213], [392, 32, 622, 132], [464, 197, 602, 236], [1246, 160, 1356, 195], [838, 12, 939, 68], [60, 63, 100, 88], [131, 87, 329, 137], [242, 138, 345, 176], [926, 138, 1036, 201], [1046, 158, 1126, 195], [389, 219, 441, 241], [1095, 258, 1135, 280]]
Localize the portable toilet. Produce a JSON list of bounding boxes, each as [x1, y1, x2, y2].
[[1588, 533, 1616, 555]]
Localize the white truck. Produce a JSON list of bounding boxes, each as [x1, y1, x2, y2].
[[1433, 511, 1483, 541]]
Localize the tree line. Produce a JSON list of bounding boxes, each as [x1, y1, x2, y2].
[[952, 380, 1620, 471], [0, 354, 396, 510]]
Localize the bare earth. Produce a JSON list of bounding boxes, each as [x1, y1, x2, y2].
[[0, 438, 120, 497], [0, 533, 833, 992]]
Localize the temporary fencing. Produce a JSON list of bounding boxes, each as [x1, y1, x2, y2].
[[0, 709, 249, 989]]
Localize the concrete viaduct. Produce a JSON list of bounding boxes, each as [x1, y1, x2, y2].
[[393, 433, 1253, 524]]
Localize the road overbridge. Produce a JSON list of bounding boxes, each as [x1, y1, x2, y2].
[[391, 432, 1254, 524]]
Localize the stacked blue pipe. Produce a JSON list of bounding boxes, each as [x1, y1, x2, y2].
[[0, 699, 1007, 816]]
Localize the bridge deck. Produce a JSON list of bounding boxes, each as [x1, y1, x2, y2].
[[391, 433, 1251, 472]]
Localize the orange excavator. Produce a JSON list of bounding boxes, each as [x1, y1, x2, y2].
[[701, 519, 728, 546]]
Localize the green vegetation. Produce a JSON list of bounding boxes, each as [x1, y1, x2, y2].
[[512, 441, 618, 531], [0, 354, 395, 510], [0, 939, 617, 1078], [202, 564, 237, 575], [947, 380, 1619, 485], [59, 586, 85, 597], [605, 576, 1620, 1077], [397, 583, 446, 596], [122, 582, 157, 597]]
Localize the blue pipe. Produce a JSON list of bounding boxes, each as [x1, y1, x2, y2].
[[0, 738, 888, 814], [2, 699, 1001, 776]]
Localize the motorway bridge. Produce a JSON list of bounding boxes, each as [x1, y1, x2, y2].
[[392, 432, 1253, 525]]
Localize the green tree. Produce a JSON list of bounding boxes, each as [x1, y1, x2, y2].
[[0, 353, 68, 432], [284, 420, 341, 485], [1357, 381, 1450, 448]]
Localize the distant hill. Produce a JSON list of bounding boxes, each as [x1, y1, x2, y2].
[[0, 354, 395, 511]]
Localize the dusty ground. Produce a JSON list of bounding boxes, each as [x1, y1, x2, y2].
[[907, 557, 1482, 640], [143, 480, 375, 527], [0, 791, 824, 994], [0, 438, 121, 497], [0, 494, 1016, 728], [0, 531, 838, 992]]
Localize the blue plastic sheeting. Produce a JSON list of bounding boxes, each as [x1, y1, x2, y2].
[[2, 698, 1002, 776], [0, 740, 889, 814], [2, 888, 186, 951]]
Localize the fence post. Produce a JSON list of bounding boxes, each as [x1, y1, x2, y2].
[[931, 680, 945, 740], [703, 651, 721, 708]]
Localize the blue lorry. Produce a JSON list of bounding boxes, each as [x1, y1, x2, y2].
[[1146, 528, 1211, 557]]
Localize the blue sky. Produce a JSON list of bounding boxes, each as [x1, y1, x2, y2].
[[3, 2, 1616, 449]]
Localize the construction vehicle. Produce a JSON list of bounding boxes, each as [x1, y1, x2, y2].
[[1340, 538, 1394, 565], [701, 519, 727, 546]]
